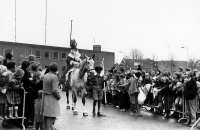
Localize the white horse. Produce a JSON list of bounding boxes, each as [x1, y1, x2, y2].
[[66, 55, 95, 116]]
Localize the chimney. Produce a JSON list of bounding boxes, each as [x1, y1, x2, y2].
[[93, 45, 101, 51]]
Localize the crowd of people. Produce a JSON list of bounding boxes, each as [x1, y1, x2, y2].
[[91, 65, 200, 127], [0, 53, 61, 130], [0, 41, 200, 129]]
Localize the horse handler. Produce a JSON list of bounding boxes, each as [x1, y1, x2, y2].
[[91, 64, 105, 116]]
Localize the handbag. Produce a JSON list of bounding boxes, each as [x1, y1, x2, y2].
[[138, 87, 146, 104]]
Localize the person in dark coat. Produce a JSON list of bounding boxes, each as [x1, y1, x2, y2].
[[3, 53, 13, 66], [184, 71, 198, 126], [21, 61, 35, 127]]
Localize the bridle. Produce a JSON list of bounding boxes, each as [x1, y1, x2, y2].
[[85, 58, 95, 73]]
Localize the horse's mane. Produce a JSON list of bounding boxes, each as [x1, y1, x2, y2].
[[79, 59, 88, 79]]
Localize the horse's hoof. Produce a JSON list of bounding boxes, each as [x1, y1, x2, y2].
[[83, 113, 88, 116], [66, 106, 70, 109], [73, 111, 78, 115], [72, 107, 74, 110]]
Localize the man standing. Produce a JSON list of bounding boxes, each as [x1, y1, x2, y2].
[[91, 64, 105, 116], [184, 71, 198, 126], [41, 62, 61, 130]]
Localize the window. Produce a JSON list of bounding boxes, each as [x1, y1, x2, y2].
[[61, 52, 67, 60], [44, 51, 50, 59], [4, 49, 13, 57], [25, 49, 32, 58], [35, 50, 41, 59], [61, 66, 66, 72], [53, 52, 59, 60]]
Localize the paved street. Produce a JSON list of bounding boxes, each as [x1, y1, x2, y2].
[[1, 90, 200, 130]]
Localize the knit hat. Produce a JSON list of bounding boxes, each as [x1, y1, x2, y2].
[[14, 68, 24, 79], [28, 54, 36, 64], [38, 90, 43, 98], [5, 53, 13, 60]]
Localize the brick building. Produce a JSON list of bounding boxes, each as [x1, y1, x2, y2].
[[120, 58, 188, 74], [0, 41, 115, 76], [120, 58, 158, 72]]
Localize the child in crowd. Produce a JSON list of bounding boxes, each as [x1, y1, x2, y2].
[[34, 90, 44, 130], [0, 62, 8, 119], [34, 71, 43, 100]]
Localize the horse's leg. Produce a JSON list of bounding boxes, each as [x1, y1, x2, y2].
[[71, 91, 74, 110], [66, 88, 70, 109], [72, 88, 78, 115], [82, 88, 88, 116]]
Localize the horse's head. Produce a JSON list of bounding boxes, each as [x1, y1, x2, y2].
[[78, 55, 95, 79], [80, 54, 95, 73]]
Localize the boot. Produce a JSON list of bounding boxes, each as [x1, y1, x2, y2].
[[8, 107, 13, 119], [14, 106, 18, 118]]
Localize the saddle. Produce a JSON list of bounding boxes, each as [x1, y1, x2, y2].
[[66, 68, 75, 83]]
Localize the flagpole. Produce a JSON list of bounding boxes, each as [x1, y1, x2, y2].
[[15, 0, 16, 42], [45, 0, 48, 45], [70, 20, 73, 45]]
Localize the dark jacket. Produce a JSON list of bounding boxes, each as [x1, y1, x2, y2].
[[90, 74, 104, 89], [21, 71, 35, 93], [184, 78, 197, 100], [34, 80, 43, 99]]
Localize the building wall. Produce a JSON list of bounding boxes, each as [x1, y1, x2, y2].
[[157, 60, 187, 73], [0, 41, 114, 75]]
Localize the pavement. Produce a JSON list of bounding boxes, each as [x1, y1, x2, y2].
[[1, 90, 200, 130]]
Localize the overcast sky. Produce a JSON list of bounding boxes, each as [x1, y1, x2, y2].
[[0, 0, 200, 63]]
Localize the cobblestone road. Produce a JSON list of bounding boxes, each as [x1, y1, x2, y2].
[[54, 90, 198, 130], [1, 90, 200, 130]]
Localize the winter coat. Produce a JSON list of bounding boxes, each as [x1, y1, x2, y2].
[[184, 78, 197, 100], [41, 72, 60, 117]]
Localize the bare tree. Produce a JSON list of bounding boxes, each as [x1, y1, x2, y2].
[[188, 56, 196, 69], [169, 53, 176, 73], [128, 48, 144, 60]]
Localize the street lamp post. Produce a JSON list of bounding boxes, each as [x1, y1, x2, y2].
[[181, 47, 188, 68]]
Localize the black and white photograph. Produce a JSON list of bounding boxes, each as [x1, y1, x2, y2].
[[0, 0, 200, 130]]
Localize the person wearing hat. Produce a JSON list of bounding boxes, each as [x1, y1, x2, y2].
[[6, 68, 24, 118], [3, 53, 13, 66], [90, 63, 105, 116], [59, 39, 81, 85]]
